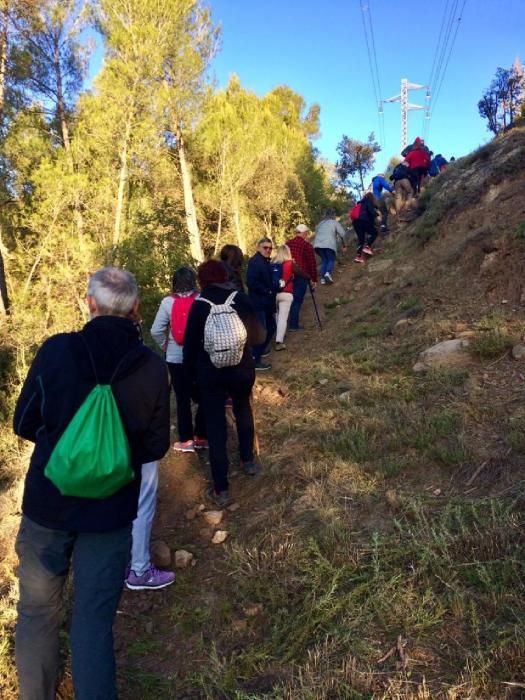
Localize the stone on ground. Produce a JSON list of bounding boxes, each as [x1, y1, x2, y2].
[[174, 549, 194, 568], [413, 338, 471, 372], [150, 540, 171, 568]]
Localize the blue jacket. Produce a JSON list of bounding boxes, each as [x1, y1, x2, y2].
[[372, 175, 394, 198], [247, 252, 275, 310]]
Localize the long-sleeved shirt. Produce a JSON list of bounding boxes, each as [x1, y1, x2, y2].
[[313, 218, 347, 253], [372, 175, 394, 198], [286, 235, 318, 283], [150, 291, 199, 364]]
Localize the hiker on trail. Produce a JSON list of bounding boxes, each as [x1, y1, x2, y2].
[[151, 266, 207, 453], [401, 136, 431, 158], [246, 237, 277, 371], [286, 223, 317, 331], [271, 244, 296, 351], [220, 244, 245, 292], [390, 160, 416, 210], [371, 173, 395, 232], [183, 260, 265, 508], [404, 137, 431, 193], [428, 153, 448, 176], [13, 267, 170, 700], [313, 208, 347, 285], [125, 460, 176, 591], [352, 193, 379, 264]]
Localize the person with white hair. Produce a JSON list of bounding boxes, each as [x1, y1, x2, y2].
[[13, 267, 171, 700]]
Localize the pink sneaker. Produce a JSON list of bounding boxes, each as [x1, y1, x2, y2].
[[354, 254, 366, 264], [173, 440, 195, 452], [193, 437, 209, 450], [362, 245, 374, 256]]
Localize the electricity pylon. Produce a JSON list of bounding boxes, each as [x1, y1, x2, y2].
[[383, 79, 428, 151]]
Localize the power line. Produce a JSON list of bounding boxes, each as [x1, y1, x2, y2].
[[424, 0, 467, 139], [359, 1, 385, 148]]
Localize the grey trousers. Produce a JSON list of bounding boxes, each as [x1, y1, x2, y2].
[[15, 515, 132, 700]]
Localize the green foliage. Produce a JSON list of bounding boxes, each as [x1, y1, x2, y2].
[[335, 132, 381, 196], [513, 221, 525, 239], [470, 330, 515, 359]]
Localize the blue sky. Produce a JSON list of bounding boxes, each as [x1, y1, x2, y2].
[[86, 1, 524, 172], [207, 0, 525, 171]]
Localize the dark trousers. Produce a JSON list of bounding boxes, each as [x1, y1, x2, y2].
[[353, 220, 377, 254], [289, 276, 308, 329], [15, 515, 131, 700], [315, 248, 336, 277], [167, 362, 206, 442], [252, 306, 276, 362], [198, 366, 255, 493]]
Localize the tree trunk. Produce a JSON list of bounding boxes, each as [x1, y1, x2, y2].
[[0, 226, 9, 317], [231, 190, 245, 252], [53, 31, 71, 155], [0, 7, 9, 315], [113, 114, 132, 251], [177, 128, 204, 262], [0, 4, 8, 124]]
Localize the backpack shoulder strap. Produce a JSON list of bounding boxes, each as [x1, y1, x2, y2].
[[225, 292, 238, 306], [78, 333, 99, 384], [198, 297, 214, 307]]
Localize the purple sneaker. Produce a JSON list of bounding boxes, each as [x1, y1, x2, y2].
[[125, 566, 176, 591]]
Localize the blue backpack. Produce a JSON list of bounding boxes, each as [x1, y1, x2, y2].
[[270, 262, 284, 292], [428, 159, 439, 177]]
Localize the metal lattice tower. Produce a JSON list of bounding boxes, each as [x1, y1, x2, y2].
[[384, 78, 427, 151]]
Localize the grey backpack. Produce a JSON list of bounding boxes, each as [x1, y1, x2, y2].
[[199, 292, 247, 368]]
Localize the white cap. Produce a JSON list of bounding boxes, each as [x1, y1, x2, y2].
[[296, 224, 309, 233]]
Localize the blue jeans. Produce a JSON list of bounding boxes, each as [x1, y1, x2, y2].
[[315, 248, 336, 277], [130, 461, 159, 575], [252, 305, 276, 362], [15, 515, 131, 700], [289, 277, 308, 329]]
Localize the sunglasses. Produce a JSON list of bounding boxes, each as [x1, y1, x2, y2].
[[262, 245, 273, 251]]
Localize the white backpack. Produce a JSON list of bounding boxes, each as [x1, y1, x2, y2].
[[199, 292, 247, 368]]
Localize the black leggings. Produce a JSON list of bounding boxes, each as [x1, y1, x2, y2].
[[353, 220, 377, 254], [167, 362, 206, 442], [197, 365, 256, 493]]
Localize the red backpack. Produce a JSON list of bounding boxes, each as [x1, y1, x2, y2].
[[170, 293, 198, 345], [349, 202, 362, 221]]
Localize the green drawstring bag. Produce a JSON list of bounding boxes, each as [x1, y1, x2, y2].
[[44, 337, 134, 499]]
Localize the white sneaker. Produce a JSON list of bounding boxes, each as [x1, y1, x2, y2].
[[320, 278, 326, 285], [324, 273, 334, 284]]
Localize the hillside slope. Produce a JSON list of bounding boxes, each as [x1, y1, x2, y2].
[[2, 129, 525, 700]]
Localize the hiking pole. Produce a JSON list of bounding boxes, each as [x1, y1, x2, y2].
[[309, 282, 323, 331]]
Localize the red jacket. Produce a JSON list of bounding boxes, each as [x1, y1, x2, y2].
[[281, 260, 294, 294], [406, 147, 430, 169]]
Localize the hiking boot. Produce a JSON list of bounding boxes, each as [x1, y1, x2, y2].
[[125, 566, 176, 591], [354, 254, 366, 264], [173, 439, 195, 452], [242, 461, 259, 476], [362, 245, 374, 256], [193, 437, 209, 450], [255, 361, 272, 371], [206, 486, 231, 508], [274, 342, 286, 351], [324, 272, 334, 284]]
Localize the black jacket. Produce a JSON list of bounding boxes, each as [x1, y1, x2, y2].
[[357, 197, 378, 225], [13, 316, 170, 532], [183, 284, 265, 375], [246, 252, 275, 310]]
